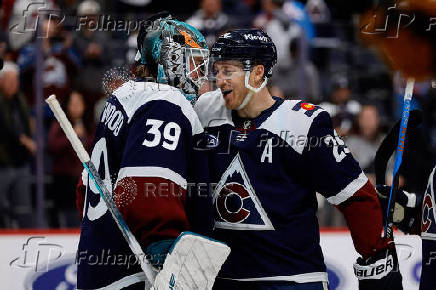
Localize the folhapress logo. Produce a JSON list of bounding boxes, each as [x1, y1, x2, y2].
[[10, 237, 64, 272]]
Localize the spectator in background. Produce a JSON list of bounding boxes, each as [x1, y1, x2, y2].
[[253, 0, 300, 67], [186, 0, 233, 48], [305, 0, 331, 24], [48, 91, 93, 227], [346, 104, 384, 184], [0, 61, 35, 228], [270, 37, 320, 101], [319, 74, 360, 136], [72, 0, 109, 111], [17, 17, 79, 105]]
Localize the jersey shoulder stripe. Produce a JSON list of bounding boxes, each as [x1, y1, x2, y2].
[[116, 166, 187, 190], [327, 172, 368, 205], [114, 80, 203, 135], [195, 89, 233, 128], [259, 100, 325, 154]]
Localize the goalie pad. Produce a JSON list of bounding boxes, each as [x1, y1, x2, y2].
[[152, 231, 230, 290]]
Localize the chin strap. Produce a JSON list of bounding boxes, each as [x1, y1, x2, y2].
[[236, 71, 268, 111]]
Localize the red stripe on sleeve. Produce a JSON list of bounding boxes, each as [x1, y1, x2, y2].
[[336, 180, 389, 259], [76, 176, 85, 221], [114, 177, 189, 248]]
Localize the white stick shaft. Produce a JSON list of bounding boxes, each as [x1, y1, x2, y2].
[[45, 95, 90, 163], [404, 78, 415, 101], [46, 94, 156, 286]]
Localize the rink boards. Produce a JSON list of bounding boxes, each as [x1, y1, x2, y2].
[[0, 229, 422, 290]]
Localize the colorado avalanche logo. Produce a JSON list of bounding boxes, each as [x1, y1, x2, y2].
[[422, 167, 436, 239], [213, 153, 274, 230], [216, 183, 251, 223]]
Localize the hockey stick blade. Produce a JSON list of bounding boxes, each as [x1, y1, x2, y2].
[[45, 95, 156, 287]]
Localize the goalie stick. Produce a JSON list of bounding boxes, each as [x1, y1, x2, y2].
[[380, 79, 414, 239], [45, 95, 156, 287]]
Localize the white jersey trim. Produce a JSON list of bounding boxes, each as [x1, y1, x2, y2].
[[259, 100, 324, 155], [114, 81, 203, 135], [327, 172, 368, 205], [77, 271, 146, 290], [224, 272, 329, 283], [422, 232, 436, 241], [195, 89, 234, 128], [116, 166, 187, 190]]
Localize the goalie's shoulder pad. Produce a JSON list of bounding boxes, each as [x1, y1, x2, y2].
[[153, 231, 230, 290], [194, 89, 233, 129]]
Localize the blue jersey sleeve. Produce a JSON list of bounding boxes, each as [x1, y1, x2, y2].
[[303, 111, 368, 205]]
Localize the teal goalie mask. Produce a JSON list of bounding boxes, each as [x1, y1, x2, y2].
[[136, 14, 209, 104]]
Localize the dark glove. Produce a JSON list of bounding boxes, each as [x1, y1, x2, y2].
[[354, 244, 403, 290], [376, 185, 421, 234]]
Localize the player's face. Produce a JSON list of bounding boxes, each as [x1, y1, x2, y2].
[[213, 61, 248, 110]]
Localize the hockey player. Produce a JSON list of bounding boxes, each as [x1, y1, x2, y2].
[[377, 166, 436, 290], [375, 111, 436, 290], [75, 13, 214, 289], [194, 29, 402, 290]]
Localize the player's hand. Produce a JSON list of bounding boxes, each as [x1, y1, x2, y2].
[[376, 185, 421, 234], [354, 244, 403, 290]]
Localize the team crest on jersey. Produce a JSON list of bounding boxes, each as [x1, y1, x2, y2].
[[301, 103, 315, 111], [213, 153, 274, 230], [422, 168, 436, 239]]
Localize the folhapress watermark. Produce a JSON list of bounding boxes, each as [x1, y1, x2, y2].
[[10, 236, 64, 272]]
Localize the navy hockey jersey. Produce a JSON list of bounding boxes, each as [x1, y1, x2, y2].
[[194, 90, 368, 283], [420, 166, 436, 290], [77, 80, 211, 289]]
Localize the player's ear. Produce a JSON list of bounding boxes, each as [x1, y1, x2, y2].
[[252, 65, 265, 87]]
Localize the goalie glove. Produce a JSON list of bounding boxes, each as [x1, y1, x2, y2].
[[354, 244, 403, 290], [152, 232, 230, 290], [376, 185, 422, 234]]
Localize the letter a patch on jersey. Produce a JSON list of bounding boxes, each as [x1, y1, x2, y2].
[[213, 153, 274, 231]]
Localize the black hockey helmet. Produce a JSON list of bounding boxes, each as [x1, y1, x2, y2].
[[210, 29, 277, 78]]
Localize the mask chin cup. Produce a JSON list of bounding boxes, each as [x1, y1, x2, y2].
[[236, 71, 267, 111]]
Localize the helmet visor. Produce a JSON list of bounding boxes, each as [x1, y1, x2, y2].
[[207, 57, 246, 90]]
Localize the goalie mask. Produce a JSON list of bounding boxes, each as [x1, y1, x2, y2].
[[136, 13, 209, 104]]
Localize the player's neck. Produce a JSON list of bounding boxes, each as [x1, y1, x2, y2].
[[237, 88, 275, 119]]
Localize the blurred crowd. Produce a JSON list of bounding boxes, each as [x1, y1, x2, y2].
[[0, 0, 435, 228]]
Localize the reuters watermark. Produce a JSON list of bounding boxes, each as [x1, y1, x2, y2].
[[142, 182, 217, 198]]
